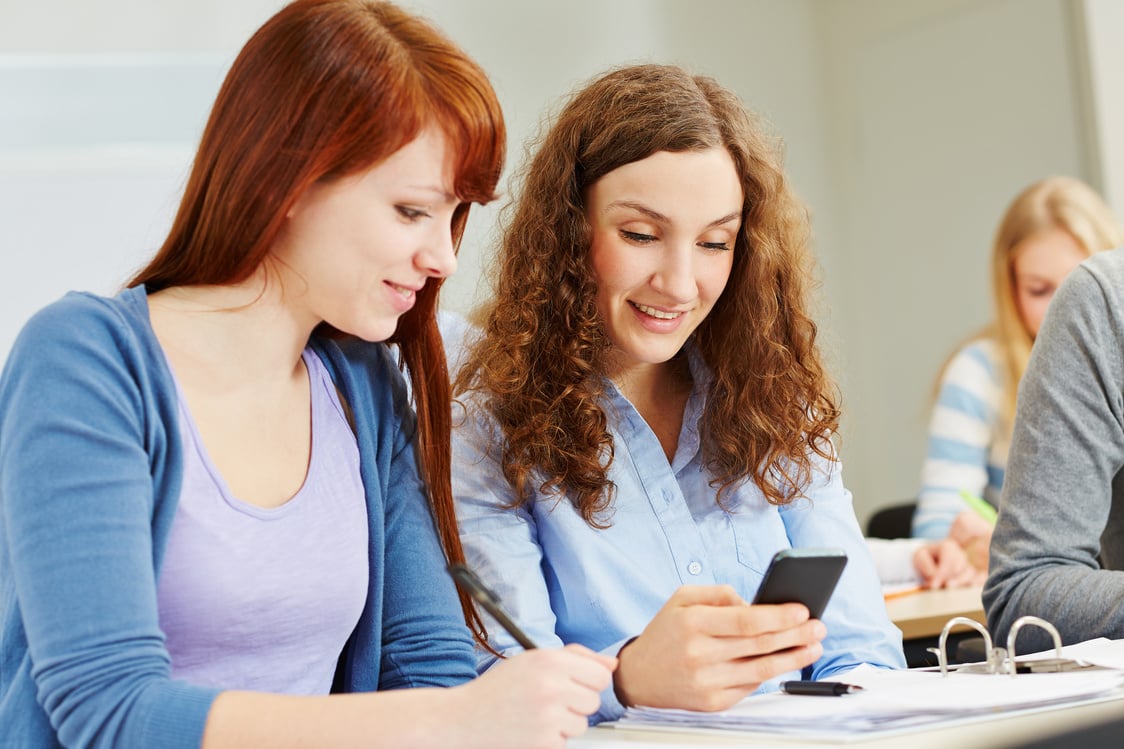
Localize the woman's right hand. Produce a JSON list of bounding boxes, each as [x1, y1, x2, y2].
[[452, 644, 616, 749], [613, 585, 825, 712], [913, 538, 987, 588]]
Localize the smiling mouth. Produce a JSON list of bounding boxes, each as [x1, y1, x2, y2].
[[388, 282, 417, 298], [632, 302, 683, 320]]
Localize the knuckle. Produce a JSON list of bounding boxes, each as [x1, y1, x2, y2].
[[681, 641, 706, 669], [680, 607, 704, 632]]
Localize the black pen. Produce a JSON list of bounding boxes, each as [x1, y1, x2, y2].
[[781, 680, 864, 696], [447, 563, 538, 650]]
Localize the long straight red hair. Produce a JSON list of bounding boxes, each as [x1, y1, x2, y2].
[[129, 0, 505, 644]]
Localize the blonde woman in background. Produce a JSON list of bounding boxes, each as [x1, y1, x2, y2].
[[913, 176, 1123, 570]]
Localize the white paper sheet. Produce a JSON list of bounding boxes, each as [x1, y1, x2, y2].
[[616, 660, 1124, 742]]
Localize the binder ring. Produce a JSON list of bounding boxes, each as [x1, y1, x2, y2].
[[932, 616, 994, 676], [928, 614, 1073, 676], [1005, 615, 1064, 677]]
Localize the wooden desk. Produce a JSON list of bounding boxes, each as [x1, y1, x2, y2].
[[570, 694, 1124, 748], [886, 585, 985, 640]]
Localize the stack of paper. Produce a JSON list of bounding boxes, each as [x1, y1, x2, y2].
[[616, 661, 1124, 741]]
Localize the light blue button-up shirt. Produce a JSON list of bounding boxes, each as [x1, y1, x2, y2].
[[452, 350, 905, 722]]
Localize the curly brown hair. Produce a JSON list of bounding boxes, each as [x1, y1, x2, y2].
[[456, 63, 839, 526]]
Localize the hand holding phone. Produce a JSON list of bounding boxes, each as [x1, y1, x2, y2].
[[752, 547, 848, 619]]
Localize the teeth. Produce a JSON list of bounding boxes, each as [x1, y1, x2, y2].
[[389, 283, 413, 298], [634, 303, 681, 320]]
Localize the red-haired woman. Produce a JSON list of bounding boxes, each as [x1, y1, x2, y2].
[[452, 64, 904, 722], [0, 2, 612, 747]]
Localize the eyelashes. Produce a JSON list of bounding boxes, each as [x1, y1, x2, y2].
[[619, 230, 731, 252], [621, 230, 656, 244], [396, 205, 432, 221]]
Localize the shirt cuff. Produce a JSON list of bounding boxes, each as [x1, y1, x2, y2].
[[593, 636, 637, 724]]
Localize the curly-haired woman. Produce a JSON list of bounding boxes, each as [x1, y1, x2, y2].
[[450, 63, 904, 723]]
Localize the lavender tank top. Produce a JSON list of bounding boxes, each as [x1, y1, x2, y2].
[[156, 349, 368, 694]]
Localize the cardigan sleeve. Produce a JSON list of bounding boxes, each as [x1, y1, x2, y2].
[[324, 338, 477, 691], [377, 383, 478, 688], [0, 294, 217, 749]]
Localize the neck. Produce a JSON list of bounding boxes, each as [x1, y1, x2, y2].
[[608, 352, 691, 407], [608, 352, 693, 464], [147, 268, 318, 388]]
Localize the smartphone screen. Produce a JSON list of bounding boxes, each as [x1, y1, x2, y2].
[[751, 547, 848, 619]]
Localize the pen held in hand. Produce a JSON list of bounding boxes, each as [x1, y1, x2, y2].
[[958, 489, 998, 525], [781, 680, 864, 696], [448, 563, 538, 650]]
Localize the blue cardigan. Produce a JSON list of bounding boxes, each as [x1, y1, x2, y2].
[[0, 287, 476, 748]]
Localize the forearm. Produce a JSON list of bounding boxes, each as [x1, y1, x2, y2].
[[202, 688, 470, 749], [986, 562, 1124, 651], [204, 647, 615, 748], [865, 537, 924, 587]]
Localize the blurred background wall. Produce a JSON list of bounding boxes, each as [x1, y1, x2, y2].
[[1, 0, 1118, 525]]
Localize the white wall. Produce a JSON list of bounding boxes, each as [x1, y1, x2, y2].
[[0, 0, 282, 358], [815, 0, 1092, 520], [0, 0, 1104, 526], [1082, 0, 1124, 221]]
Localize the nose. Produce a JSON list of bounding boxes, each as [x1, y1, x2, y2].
[[650, 242, 696, 302], [417, 223, 458, 279]]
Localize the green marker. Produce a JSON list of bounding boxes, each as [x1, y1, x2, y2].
[[959, 489, 998, 524]]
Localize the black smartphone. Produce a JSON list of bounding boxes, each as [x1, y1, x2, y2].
[[751, 547, 848, 619]]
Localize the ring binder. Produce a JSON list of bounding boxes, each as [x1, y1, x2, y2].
[[927, 615, 1099, 676]]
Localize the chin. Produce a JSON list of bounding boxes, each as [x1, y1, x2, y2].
[[624, 345, 681, 366], [334, 317, 399, 343]]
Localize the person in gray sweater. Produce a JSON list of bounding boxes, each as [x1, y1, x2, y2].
[[985, 246, 1124, 653]]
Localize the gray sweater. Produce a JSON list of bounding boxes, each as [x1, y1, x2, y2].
[[985, 247, 1124, 653]]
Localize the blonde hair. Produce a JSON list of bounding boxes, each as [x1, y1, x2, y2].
[[988, 176, 1122, 427]]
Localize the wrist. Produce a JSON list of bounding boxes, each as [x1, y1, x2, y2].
[[430, 684, 484, 749], [612, 636, 641, 708], [966, 536, 989, 569]]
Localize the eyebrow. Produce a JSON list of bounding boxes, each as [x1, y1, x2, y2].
[[409, 185, 459, 203], [604, 200, 741, 228]]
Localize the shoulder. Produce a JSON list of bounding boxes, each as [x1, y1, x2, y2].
[[451, 387, 499, 444], [5, 288, 155, 376], [1030, 250, 1124, 370], [954, 337, 1001, 373], [939, 337, 1001, 390], [17, 289, 142, 343], [1057, 249, 1124, 325], [0, 288, 173, 443], [1080, 245, 1124, 288]]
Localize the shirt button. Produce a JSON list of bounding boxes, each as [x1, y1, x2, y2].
[[687, 561, 702, 575]]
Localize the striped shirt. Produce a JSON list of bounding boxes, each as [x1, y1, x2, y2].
[[913, 338, 1008, 539]]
